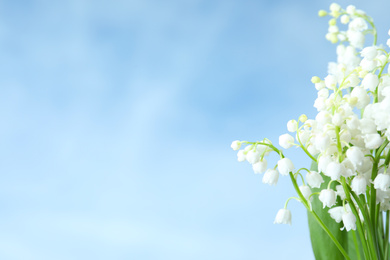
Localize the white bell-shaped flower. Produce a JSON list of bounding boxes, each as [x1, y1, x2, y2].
[[351, 175, 367, 195], [287, 120, 298, 132], [361, 46, 378, 60], [306, 171, 324, 188], [364, 133, 383, 149], [324, 75, 338, 89], [262, 169, 279, 186], [346, 146, 364, 167], [362, 73, 379, 91], [373, 174, 390, 191], [349, 17, 368, 31], [319, 189, 337, 208], [336, 185, 346, 200], [246, 150, 261, 164], [252, 159, 268, 174], [351, 87, 370, 109], [299, 185, 312, 202], [274, 209, 292, 225], [318, 155, 333, 173], [315, 132, 331, 152], [342, 211, 357, 231], [328, 206, 344, 223], [231, 140, 241, 151], [279, 134, 295, 149], [325, 161, 345, 180], [237, 150, 246, 162], [277, 158, 294, 176]]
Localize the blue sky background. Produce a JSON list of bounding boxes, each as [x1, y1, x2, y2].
[[0, 0, 389, 259]]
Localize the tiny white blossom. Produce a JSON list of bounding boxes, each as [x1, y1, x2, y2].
[[231, 140, 241, 151], [373, 174, 390, 191], [336, 185, 346, 200], [340, 15, 349, 24], [324, 75, 338, 89], [329, 3, 341, 12], [346, 146, 364, 167], [361, 46, 378, 60], [287, 120, 298, 132], [237, 150, 246, 162], [279, 134, 295, 149], [306, 171, 324, 188], [325, 161, 345, 180], [319, 189, 337, 208], [342, 211, 357, 231], [346, 5, 356, 15], [362, 73, 379, 91], [252, 159, 267, 174], [277, 158, 294, 176], [329, 206, 344, 223], [364, 133, 383, 149], [274, 209, 292, 225], [246, 150, 261, 164], [351, 175, 367, 195], [349, 17, 368, 31], [299, 185, 312, 201], [262, 169, 279, 186]]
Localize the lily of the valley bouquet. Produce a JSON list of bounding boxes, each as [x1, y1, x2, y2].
[[231, 4, 390, 260]]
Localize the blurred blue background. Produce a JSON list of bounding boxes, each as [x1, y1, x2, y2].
[[0, 0, 389, 259]]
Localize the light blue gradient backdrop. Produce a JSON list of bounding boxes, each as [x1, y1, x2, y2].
[[0, 0, 389, 259]]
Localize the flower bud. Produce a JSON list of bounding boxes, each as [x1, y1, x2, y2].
[[274, 209, 292, 225], [319, 189, 337, 208], [311, 76, 321, 83], [328, 18, 337, 26], [299, 114, 308, 123], [318, 10, 327, 17], [277, 158, 294, 176]]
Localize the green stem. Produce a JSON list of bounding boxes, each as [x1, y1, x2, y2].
[[352, 230, 362, 260], [342, 179, 373, 260], [385, 211, 390, 260], [289, 172, 351, 260]]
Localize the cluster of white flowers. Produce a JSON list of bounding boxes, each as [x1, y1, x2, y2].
[[231, 3, 390, 232]]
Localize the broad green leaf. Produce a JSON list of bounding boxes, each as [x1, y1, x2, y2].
[[307, 161, 348, 260]]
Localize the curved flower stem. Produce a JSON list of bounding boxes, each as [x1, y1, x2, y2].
[[289, 172, 351, 260], [297, 130, 317, 162], [342, 178, 373, 260]]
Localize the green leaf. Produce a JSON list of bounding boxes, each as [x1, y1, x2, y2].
[[307, 161, 348, 260]]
